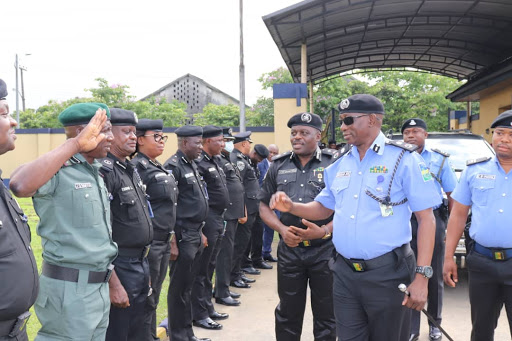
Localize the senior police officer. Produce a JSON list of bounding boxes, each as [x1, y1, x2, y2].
[[100, 108, 153, 341], [10, 103, 117, 341], [270, 94, 440, 341], [259, 112, 338, 341], [0, 79, 38, 341], [164, 126, 210, 341], [214, 128, 245, 306], [444, 110, 512, 340], [402, 118, 458, 341], [192, 125, 230, 330], [131, 119, 178, 341]]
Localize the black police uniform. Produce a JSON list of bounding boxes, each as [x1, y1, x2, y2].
[[0, 174, 39, 341], [131, 152, 178, 341], [215, 151, 246, 299], [164, 149, 209, 341], [100, 153, 153, 341], [191, 150, 229, 321], [259, 149, 339, 341], [230, 147, 260, 284]]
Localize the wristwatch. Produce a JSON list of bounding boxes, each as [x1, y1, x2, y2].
[[321, 225, 332, 240], [415, 266, 433, 279]]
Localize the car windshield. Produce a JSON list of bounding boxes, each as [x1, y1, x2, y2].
[[425, 137, 495, 171]]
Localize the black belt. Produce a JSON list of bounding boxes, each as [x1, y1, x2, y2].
[[153, 230, 174, 243], [340, 243, 412, 272], [298, 236, 332, 248], [474, 242, 512, 261], [42, 261, 114, 283], [118, 244, 151, 259]]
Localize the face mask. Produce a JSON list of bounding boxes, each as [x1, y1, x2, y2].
[[224, 141, 234, 153]]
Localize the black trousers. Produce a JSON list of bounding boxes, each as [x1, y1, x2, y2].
[[409, 208, 447, 334], [332, 246, 415, 341], [167, 226, 204, 341], [242, 213, 264, 267], [215, 219, 238, 299], [467, 250, 512, 341], [106, 255, 150, 341], [231, 213, 256, 282], [144, 239, 171, 341], [275, 239, 336, 341], [0, 330, 28, 341], [191, 211, 225, 320]]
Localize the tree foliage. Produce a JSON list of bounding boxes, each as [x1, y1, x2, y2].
[[193, 103, 241, 127]]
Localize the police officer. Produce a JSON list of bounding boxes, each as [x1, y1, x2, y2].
[[270, 94, 440, 341], [0, 79, 38, 341], [259, 112, 338, 341], [131, 119, 178, 341], [164, 126, 210, 341], [192, 125, 230, 330], [230, 133, 265, 287], [100, 108, 153, 341], [10, 103, 117, 341], [444, 110, 512, 340], [402, 118, 458, 341], [214, 128, 245, 306]]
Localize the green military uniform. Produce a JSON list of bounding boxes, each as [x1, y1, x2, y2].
[[33, 153, 118, 341]]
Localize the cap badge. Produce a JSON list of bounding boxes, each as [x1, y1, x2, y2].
[[410, 119, 416, 125], [301, 113, 312, 123], [228, 128, 233, 135], [339, 99, 350, 110], [134, 112, 139, 124]]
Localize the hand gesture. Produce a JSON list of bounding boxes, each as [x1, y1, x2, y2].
[[281, 225, 303, 248], [290, 219, 325, 240], [270, 191, 293, 212], [75, 108, 108, 152]]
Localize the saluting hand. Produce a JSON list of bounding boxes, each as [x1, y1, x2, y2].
[[270, 191, 293, 212], [290, 219, 325, 240], [75, 108, 108, 153]]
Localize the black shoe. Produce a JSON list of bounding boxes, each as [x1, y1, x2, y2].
[[230, 279, 251, 288], [210, 310, 229, 320], [263, 254, 278, 262], [253, 261, 273, 269], [190, 336, 212, 341], [229, 290, 241, 298], [215, 296, 241, 306], [241, 274, 256, 283], [242, 266, 261, 275], [408, 334, 419, 341], [193, 317, 222, 330], [429, 326, 442, 340]]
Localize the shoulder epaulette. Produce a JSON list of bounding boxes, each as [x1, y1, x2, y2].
[[322, 148, 340, 160], [272, 151, 292, 162], [432, 148, 450, 157], [63, 155, 81, 167], [100, 157, 114, 172], [467, 156, 492, 166], [237, 153, 244, 159], [166, 155, 178, 167], [385, 140, 418, 152], [338, 144, 352, 157], [137, 158, 149, 169]]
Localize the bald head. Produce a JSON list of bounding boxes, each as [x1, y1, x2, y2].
[[268, 144, 279, 160]]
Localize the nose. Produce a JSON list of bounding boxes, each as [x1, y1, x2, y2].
[[10, 116, 18, 128]]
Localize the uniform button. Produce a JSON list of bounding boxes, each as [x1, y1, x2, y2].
[[85, 194, 89, 198], [503, 193, 507, 197], [15, 219, 17, 223], [165, 180, 168, 183], [174, 203, 177, 206], [28, 246, 31, 251], [302, 170, 306, 173], [174, 188, 177, 190], [480, 186, 484, 189], [284, 180, 287, 183], [230, 203, 233, 205], [358, 171, 362, 175], [131, 200, 135, 204], [354, 194, 358, 199], [300, 184, 304, 187], [499, 209, 504, 213], [299, 198, 303, 201], [350, 215, 355, 219], [506, 177, 509, 180]]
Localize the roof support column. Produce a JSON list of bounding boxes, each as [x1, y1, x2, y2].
[[301, 43, 307, 83], [467, 101, 472, 130]]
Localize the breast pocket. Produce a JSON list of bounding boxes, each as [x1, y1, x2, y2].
[[72, 188, 101, 227], [472, 179, 495, 206], [147, 175, 175, 202], [118, 190, 140, 221], [330, 177, 350, 205], [276, 172, 298, 198]]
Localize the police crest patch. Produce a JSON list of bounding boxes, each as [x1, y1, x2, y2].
[[418, 162, 432, 182], [301, 113, 312, 123], [237, 161, 245, 171]]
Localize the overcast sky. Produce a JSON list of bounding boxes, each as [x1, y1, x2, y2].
[[1, 0, 300, 110]]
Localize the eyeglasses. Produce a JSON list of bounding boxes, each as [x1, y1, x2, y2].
[[340, 114, 369, 126], [144, 134, 168, 143]]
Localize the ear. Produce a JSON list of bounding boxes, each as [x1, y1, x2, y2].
[[137, 136, 145, 146]]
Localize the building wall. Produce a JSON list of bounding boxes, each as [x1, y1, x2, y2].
[[473, 84, 512, 142]]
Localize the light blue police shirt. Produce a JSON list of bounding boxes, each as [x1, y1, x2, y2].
[[420, 145, 458, 205], [451, 156, 512, 248], [316, 132, 441, 259]]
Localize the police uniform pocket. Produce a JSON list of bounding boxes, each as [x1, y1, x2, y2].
[[147, 175, 173, 202], [72, 189, 101, 227], [119, 191, 140, 221], [330, 177, 350, 204], [276, 172, 298, 197], [472, 179, 495, 206]]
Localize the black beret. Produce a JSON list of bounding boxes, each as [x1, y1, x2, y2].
[[254, 144, 269, 159], [175, 125, 203, 137], [0, 79, 7, 100], [491, 110, 512, 129], [223, 127, 235, 140], [110, 108, 138, 126], [136, 119, 163, 132], [338, 94, 385, 115], [287, 112, 323, 131], [202, 125, 223, 138], [401, 118, 427, 133], [234, 131, 253, 144], [58, 103, 110, 126]]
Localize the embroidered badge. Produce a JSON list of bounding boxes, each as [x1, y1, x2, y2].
[[370, 166, 388, 173], [301, 113, 312, 123], [418, 163, 433, 182], [336, 171, 351, 178], [237, 161, 245, 171], [339, 99, 350, 110]]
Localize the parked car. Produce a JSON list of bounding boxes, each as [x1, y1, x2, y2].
[[390, 130, 495, 268]]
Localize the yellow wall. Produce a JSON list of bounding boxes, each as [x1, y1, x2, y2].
[[0, 131, 275, 179], [273, 98, 307, 154], [472, 84, 512, 142]]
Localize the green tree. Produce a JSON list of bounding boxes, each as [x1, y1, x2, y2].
[[193, 104, 240, 126], [247, 97, 274, 126], [258, 67, 293, 90]]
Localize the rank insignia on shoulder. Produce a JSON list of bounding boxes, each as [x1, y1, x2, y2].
[[138, 159, 148, 169], [467, 156, 492, 166], [272, 151, 292, 161], [432, 148, 450, 157], [386, 140, 418, 152], [166, 156, 178, 167], [237, 153, 244, 159], [100, 158, 114, 172]]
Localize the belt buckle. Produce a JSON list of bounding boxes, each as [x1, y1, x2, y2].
[[492, 249, 506, 261], [302, 240, 311, 247], [143, 245, 151, 258], [104, 264, 115, 282], [350, 259, 366, 272], [165, 233, 172, 243]]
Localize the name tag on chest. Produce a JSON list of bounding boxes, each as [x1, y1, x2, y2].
[[75, 183, 92, 189]]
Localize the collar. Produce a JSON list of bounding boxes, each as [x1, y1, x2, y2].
[[108, 152, 128, 170], [202, 150, 213, 161], [290, 147, 322, 163], [137, 152, 161, 167], [176, 149, 190, 164]]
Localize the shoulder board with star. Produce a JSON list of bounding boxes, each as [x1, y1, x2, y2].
[[466, 156, 492, 166], [100, 157, 114, 172], [62, 155, 81, 167], [197, 154, 205, 162], [321, 148, 340, 160], [272, 151, 292, 162], [137, 158, 149, 169], [385, 140, 418, 152], [166, 155, 178, 167], [432, 148, 450, 157], [338, 144, 352, 157]]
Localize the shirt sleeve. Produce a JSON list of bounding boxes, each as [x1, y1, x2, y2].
[[450, 167, 472, 206], [314, 162, 337, 210], [33, 174, 58, 197], [258, 162, 278, 205], [402, 152, 442, 212], [440, 158, 458, 193]]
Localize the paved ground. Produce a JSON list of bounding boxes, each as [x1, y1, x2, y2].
[[163, 250, 511, 340]]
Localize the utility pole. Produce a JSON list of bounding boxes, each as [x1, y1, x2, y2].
[[20, 65, 27, 111], [239, 0, 246, 132], [14, 54, 19, 125]]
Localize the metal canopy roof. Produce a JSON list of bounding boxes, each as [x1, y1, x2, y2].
[[263, 0, 512, 83]]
